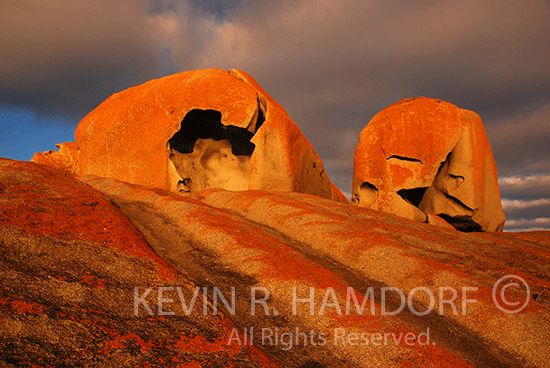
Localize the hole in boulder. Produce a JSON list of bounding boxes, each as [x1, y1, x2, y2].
[[255, 100, 265, 132], [167, 107, 264, 193], [168, 109, 256, 156], [387, 155, 423, 164], [397, 187, 428, 208], [361, 181, 378, 191], [437, 214, 483, 232], [353, 181, 378, 206]]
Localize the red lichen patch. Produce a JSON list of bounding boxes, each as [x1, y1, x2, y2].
[[176, 363, 201, 368], [184, 205, 351, 291], [0, 159, 179, 281], [80, 274, 107, 288], [0, 297, 44, 315], [504, 231, 550, 247], [172, 334, 240, 355], [99, 332, 156, 354]]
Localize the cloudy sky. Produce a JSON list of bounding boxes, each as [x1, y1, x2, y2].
[[1, 0, 549, 231]]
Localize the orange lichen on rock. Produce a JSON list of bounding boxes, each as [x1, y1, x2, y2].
[[84, 176, 476, 367], [352, 97, 505, 232], [0, 298, 44, 315], [31, 142, 79, 176], [35, 69, 345, 203], [0, 158, 279, 367], [0, 158, 175, 279], [3, 159, 549, 366]]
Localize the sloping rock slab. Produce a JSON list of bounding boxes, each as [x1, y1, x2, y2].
[[0, 159, 276, 367], [84, 176, 473, 367], [86, 175, 549, 367], [3, 158, 550, 367], [196, 189, 550, 367]]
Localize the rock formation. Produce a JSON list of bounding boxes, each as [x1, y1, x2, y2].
[[352, 97, 505, 232], [9, 73, 546, 366], [31, 142, 79, 176], [2, 158, 550, 367], [0, 158, 277, 367], [32, 68, 347, 203]]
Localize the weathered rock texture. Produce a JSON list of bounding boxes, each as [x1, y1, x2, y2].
[[3, 159, 549, 367], [352, 97, 505, 232], [31, 142, 79, 176], [0, 159, 277, 367], [32, 69, 346, 203]]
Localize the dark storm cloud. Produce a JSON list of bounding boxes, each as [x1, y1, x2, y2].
[[203, 0, 550, 106], [0, 0, 163, 118], [486, 104, 550, 176]]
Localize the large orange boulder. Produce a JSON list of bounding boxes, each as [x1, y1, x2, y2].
[[352, 97, 505, 232], [33, 69, 346, 203]]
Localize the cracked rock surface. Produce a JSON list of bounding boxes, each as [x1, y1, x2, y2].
[[353, 97, 505, 232]]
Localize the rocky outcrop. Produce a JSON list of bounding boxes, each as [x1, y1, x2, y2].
[[352, 97, 505, 232], [31, 142, 79, 176], [0, 158, 277, 367], [8, 74, 546, 366], [32, 69, 346, 203], [86, 175, 550, 368], [3, 158, 548, 367]]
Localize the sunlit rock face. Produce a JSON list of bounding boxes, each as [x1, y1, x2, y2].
[[167, 108, 255, 193], [352, 97, 505, 232], [31, 142, 79, 176], [40, 68, 346, 202]]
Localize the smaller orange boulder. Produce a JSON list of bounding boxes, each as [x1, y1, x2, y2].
[[352, 97, 505, 232]]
